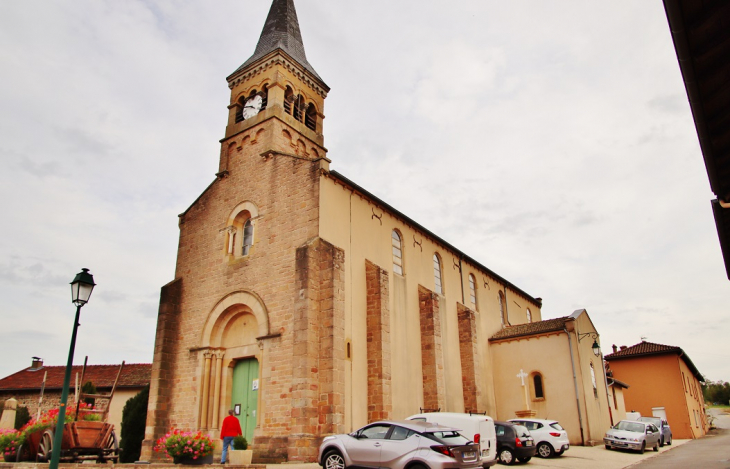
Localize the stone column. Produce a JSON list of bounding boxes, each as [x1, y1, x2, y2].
[[457, 304, 483, 413], [212, 351, 224, 430], [418, 285, 445, 411], [201, 351, 213, 429], [365, 260, 392, 422]]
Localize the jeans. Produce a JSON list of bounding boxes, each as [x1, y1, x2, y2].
[[221, 436, 235, 463]]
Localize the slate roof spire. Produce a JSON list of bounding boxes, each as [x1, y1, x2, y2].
[[230, 0, 324, 84]]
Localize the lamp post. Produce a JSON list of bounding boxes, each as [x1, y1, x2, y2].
[[49, 268, 95, 469]]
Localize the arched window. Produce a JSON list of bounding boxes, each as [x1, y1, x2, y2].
[[284, 86, 294, 115], [526, 308, 532, 323], [242, 219, 254, 256], [433, 253, 443, 295], [225, 201, 259, 259], [532, 373, 544, 399], [392, 230, 403, 275], [499, 291, 507, 325], [468, 274, 477, 308], [305, 103, 317, 130], [293, 94, 305, 122], [591, 362, 598, 399]]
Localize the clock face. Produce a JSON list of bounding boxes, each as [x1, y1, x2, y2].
[[242, 95, 263, 120]]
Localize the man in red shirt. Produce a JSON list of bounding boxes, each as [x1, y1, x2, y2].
[[220, 409, 243, 464]]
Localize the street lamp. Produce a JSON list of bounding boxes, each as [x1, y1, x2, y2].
[[49, 268, 96, 469], [577, 331, 601, 357]]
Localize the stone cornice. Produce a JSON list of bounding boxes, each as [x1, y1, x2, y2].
[[227, 51, 329, 98]]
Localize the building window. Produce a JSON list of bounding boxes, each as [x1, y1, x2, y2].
[[392, 230, 403, 275], [305, 103, 317, 130], [532, 373, 544, 399], [468, 274, 477, 308], [242, 219, 254, 256], [433, 253, 443, 295], [590, 363, 598, 398], [526, 308, 532, 323], [499, 291, 507, 325]]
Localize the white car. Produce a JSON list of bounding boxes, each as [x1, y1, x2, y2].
[[408, 412, 498, 467], [508, 418, 569, 458]]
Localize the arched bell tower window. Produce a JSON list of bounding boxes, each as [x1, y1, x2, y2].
[[284, 86, 294, 115], [468, 274, 477, 309], [305, 103, 317, 130], [526, 308, 532, 323], [235, 87, 269, 123], [293, 94, 305, 122]]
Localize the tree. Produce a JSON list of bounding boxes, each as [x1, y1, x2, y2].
[[81, 381, 97, 407], [120, 386, 149, 463], [14, 406, 31, 430]]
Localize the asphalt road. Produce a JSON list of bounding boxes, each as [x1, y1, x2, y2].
[[629, 409, 730, 469]]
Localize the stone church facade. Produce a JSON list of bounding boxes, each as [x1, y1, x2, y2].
[[141, 0, 612, 463]]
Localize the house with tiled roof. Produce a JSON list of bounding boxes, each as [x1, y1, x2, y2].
[[605, 341, 707, 439], [489, 309, 619, 446], [0, 358, 151, 433]]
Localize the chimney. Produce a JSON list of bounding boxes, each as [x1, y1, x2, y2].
[[620, 345, 627, 351], [612, 344, 618, 353], [31, 357, 43, 369]]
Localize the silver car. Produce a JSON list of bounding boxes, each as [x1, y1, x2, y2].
[[318, 420, 482, 469], [604, 420, 661, 453], [637, 416, 672, 446]]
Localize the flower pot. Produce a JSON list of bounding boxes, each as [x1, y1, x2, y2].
[[229, 449, 253, 465], [173, 453, 214, 465]]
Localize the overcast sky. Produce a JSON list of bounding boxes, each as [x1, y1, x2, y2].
[[1, 1, 728, 385]]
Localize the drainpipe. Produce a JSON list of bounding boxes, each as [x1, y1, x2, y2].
[[602, 353, 614, 426], [565, 326, 585, 445]]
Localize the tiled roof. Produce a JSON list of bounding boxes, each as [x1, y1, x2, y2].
[[489, 316, 571, 341], [605, 341, 703, 381], [0, 363, 151, 392], [229, 0, 325, 85]]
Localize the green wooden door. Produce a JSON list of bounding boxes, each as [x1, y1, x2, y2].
[[231, 358, 259, 442]]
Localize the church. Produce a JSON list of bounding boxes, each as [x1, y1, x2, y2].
[[141, 0, 613, 463]]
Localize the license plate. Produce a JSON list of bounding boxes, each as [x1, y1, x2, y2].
[[463, 451, 476, 459], [524, 441, 533, 447]]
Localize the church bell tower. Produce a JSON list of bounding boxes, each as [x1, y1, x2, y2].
[[219, 0, 329, 176]]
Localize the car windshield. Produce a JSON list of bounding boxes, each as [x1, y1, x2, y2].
[[550, 422, 564, 431], [614, 421, 644, 433], [512, 425, 530, 438], [425, 431, 472, 445], [638, 417, 661, 426]]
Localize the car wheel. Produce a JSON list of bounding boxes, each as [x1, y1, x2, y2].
[[498, 448, 515, 465], [409, 465, 428, 469], [605, 444, 611, 450], [659, 436, 664, 447], [654, 441, 659, 452], [667, 436, 672, 445], [517, 456, 531, 463], [536, 442, 554, 458], [639, 442, 645, 454], [323, 450, 345, 469]]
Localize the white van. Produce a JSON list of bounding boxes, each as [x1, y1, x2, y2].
[[407, 412, 498, 467]]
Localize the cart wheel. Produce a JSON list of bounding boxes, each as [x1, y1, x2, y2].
[[37, 429, 54, 462], [98, 430, 119, 463]]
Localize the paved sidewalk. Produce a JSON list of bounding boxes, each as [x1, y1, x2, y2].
[[489, 441, 688, 469]]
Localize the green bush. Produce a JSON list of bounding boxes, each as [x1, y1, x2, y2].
[[81, 381, 97, 407], [233, 435, 248, 450], [120, 386, 149, 463], [14, 406, 30, 430]]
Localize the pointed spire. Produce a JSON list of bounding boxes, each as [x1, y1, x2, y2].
[[230, 0, 324, 84]]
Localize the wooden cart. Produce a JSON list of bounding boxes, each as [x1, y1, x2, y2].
[[15, 360, 123, 463]]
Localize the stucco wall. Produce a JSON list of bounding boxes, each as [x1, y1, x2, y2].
[[609, 353, 707, 439]]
